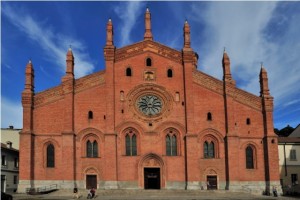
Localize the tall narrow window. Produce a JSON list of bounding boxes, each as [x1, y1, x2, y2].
[[204, 141, 215, 158], [88, 111, 93, 119], [167, 69, 173, 78], [207, 112, 212, 121], [291, 174, 298, 185], [87, 140, 98, 158], [14, 158, 19, 168], [125, 134, 137, 156], [2, 155, 6, 166], [290, 149, 297, 160], [47, 144, 55, 168], [208, 142, 214, 158], [126, 68, 132, 76], [93, 141, 98, 157], [146, 58, 152, 66], [246, 118, 251, 125], [166, 134, 177, 156], [246, 146, 254, 169]]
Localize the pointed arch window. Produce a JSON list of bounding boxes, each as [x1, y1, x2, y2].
[[86, 140, 98, 158], [246, 146, 254, 169], [88, 111, 93, 119], [204, 141, 215, 158], [146, 58, 152, 66], [126, 67, 132, 76], [167, 69, 173, 78], [125, 134, 137, 156], [47, 144, 55, 168], [207, 112, 212, 121], [166, 134, 177, 156]]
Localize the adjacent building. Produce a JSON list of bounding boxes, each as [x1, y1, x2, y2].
[[18, 8, 280, 194], [278, 124, 300, 194], [1, 126, 20, 193]]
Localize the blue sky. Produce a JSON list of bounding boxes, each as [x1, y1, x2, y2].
[[1, 1, 300, 130]]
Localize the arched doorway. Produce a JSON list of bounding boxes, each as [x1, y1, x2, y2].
[[84, 167, 100, 189], [204, 168, 218, 190], [138, 153, 165, 189]]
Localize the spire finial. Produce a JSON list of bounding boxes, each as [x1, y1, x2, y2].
[[224, 47, 226, 53], [29, 59, 32, 64], [69, 45, 72, 51], [108, 18, 111, 22], [261, 62, 263, 68], [144, 6, 153, 41]]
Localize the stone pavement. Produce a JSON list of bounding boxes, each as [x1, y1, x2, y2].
[[12, 190, 299, 200]]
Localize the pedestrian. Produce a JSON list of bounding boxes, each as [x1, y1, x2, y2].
[[272, 186, 278, 197], [73, 187, 79, 199]]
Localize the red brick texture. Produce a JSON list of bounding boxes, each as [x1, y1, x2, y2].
[[18, 11, 280, 193]]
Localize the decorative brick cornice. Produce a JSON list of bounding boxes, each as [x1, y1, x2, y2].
[[192, 70, 223, 95], [74, 71, 105, 93], [115, 40, 182, 64], [193, 70, 262, 111], [34, 71, 106, 107], [34, 85, 63, 107]]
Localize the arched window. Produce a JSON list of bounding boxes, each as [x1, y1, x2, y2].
[[126, 68, 132, 76], [146, 58, 152, 66], [207, 112, 212, 121], [166, 134, 177, 156], [246, 146, 254, 169], [125, 134, 137, 156], [167, 69, 173, 78], [47, 144, 55, 168], [204, 141, 215, 158], [246, 118, 251, 125], [88, 111, 93, 119], [86, 140, 98, 158]]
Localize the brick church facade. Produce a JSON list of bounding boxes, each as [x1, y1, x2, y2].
[[18, 9, 280, 193]]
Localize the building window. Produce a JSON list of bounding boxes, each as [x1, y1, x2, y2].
[[126, 67, 132, 76], [207, 112, 212, 121], [120, 91, 124, 101], [14, 157, 19, 168], [167, 69, 173, 78], [47, 144, 55, 168], [1, 155, 6, 166], [125, 134, 137, 156], [290, 149, 297, 160], [246, 146, 254, 169], [87, 140, 98, 158], [166, 134, 177, 156], [246, 118, 251, 125], [88, 111, 93, 119], [146, 58, 152, 66], [292, 174, 298, 185], [14, 175, 18, 184], [204, 141, 214, 158]]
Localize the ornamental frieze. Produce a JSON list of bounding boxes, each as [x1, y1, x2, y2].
[[115, 40, 182, 64]]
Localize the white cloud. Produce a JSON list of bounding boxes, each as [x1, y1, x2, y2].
[[2, 5, 94, 78], [1, 97, 23, 129], [187, 2, 300, 128], [114, 1, 145, 47]]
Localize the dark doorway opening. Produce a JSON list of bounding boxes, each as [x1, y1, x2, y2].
[[144, 168, 160, 189], [86, 175, 97, 189], [207, 175, 217, 190]]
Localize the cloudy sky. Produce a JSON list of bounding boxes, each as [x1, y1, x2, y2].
[[1, 1, 300, 129]]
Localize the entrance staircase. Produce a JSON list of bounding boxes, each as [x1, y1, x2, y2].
[[25, 184, 58, 195]]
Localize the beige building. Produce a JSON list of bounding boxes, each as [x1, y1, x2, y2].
[[278, 124, 300, 194], [1, 126, 21, 193]]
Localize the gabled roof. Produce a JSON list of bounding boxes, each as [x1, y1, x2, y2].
[[289, 124, 300, 138], [115, 40, 182, 64]]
